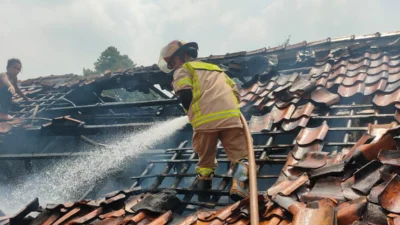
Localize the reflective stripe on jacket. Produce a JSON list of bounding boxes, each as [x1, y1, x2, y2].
[[172, 61, 242, 131]]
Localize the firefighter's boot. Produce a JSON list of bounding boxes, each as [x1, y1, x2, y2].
[[230, 159, 249, 201], [196, 174, 212, 202]]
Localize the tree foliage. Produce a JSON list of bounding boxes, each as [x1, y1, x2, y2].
[[83, 46, 136, 76]]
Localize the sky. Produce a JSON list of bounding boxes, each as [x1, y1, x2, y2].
[[0, 0, 399, 79]]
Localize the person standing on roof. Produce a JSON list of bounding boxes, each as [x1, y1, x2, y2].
[[0, 58, 30, 120], [158, 40, 250, 202]]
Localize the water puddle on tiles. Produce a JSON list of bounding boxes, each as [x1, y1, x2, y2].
[[0, 116, 188, 215]]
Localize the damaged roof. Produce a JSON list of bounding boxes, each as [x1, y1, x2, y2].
[[3, 31, 400, 224]]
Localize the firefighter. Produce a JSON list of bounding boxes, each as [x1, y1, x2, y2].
[[158, 40, 250, 202], [0, 58, 30, 120]]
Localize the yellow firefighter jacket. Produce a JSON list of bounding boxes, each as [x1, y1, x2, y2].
[[171, 61, 242, 131]]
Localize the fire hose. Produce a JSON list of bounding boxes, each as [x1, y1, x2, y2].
[[239, 113, 259, 224]]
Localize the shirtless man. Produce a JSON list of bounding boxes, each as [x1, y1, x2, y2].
[[0, 58, 30, 120]]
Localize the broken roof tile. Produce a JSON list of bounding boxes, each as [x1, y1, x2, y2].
[[373, 85, 400, 106], [352, 160, 383, 195], [267, 173, 309, 197], [379, 174, 400, 214], [292, 200, 337, 225], [311, 87, 340, 106], [292, 152, 328, 169], [337, 197, 368, 225], [301, 176, 346, 202], [249, 114, 274, 132], [296, 122, 329, 146]]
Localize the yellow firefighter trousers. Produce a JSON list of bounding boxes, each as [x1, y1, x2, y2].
[[192, 128, 248, 176]]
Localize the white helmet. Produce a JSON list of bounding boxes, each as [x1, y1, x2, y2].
[[158, 40, 198, 73]]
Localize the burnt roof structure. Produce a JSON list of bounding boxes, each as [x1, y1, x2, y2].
[[2, 31, 400, 224]]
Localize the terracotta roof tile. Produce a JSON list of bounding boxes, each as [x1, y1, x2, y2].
[[342, 73, 367, 86], [373, 86, 400, 106], [363, 203, 388, 225], [292, 200, 337, 225], [296, 122, 329, 146], [267, 173, 309, 197], [328, 66, 347, 80], [292, 152, 328, 169], [270, 105, 296, 124], [281, 116, 310, 131], [385, 79, 400, 93], [336, 197, 368, 225], [367, 182, 387, 204], [290, 102, 315, 119], [341, 176, 362, 200], [352, 160, 383, 195], [365, 71, 389, 84], [292, 142, 324, 160], [275, 73, 297, 86], [338, 82, 365, 97], [315, 76, 328, 87], [389, 58, 400, 67], [311, 87, 340, 106], [249, 114, 274, 132], [289, 78, 315, 94], [147, 210, 173, 225], [310, 64, 332, 78], [300, 176, 346, 202], [379, 174, 400, 214], [364, 78, 387, 95], [347, 67, 368, 77]]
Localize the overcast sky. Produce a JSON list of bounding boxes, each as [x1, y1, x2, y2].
[[1, 0, 399, 79]]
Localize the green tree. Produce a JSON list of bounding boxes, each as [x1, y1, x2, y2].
[[83, 46, 136, 75]]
